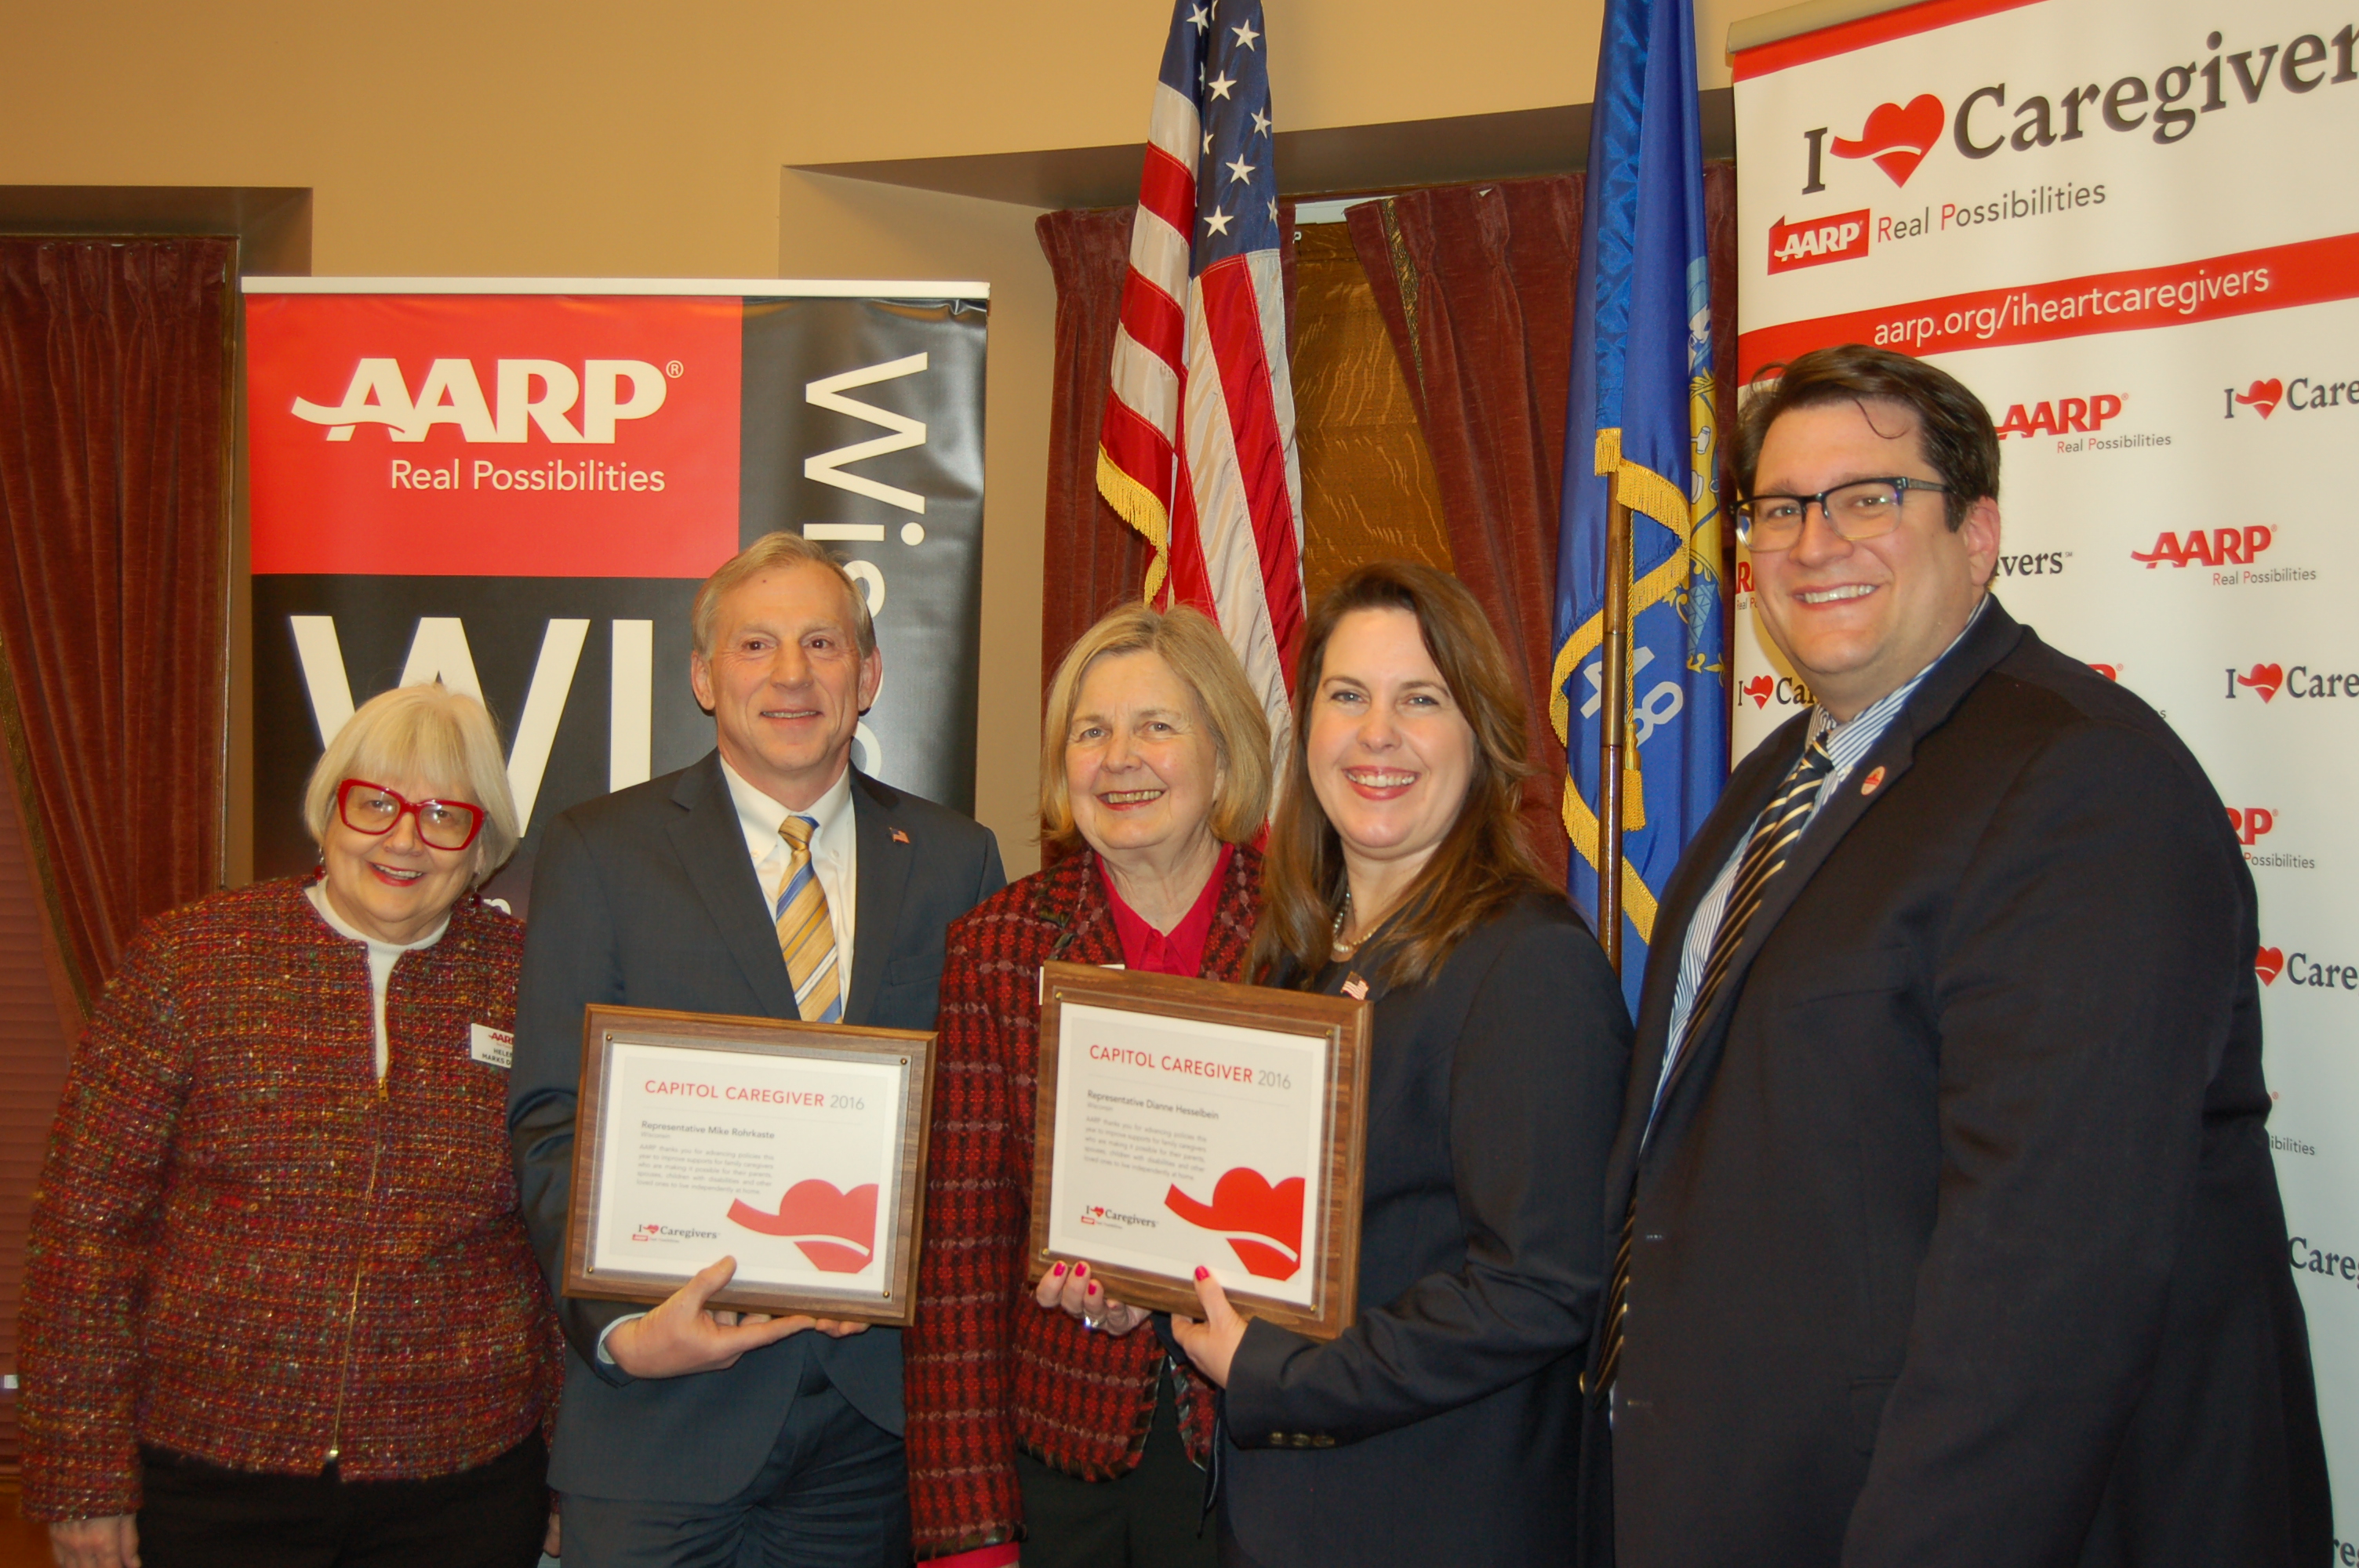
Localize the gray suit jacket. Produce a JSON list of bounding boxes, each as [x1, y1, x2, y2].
[[507, 752, 1005, 1503]]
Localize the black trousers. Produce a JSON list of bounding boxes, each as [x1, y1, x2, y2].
[[136, 1432, 547, 1568], [1014, 1370, 1215, 1568]]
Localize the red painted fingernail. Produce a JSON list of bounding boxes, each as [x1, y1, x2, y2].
[[1074, 1262, 1088, 1276], [1087, 1281, 1100, 1296], [1051, 1261, 1066, 1276], [1195, 1265, 1209, 1280]]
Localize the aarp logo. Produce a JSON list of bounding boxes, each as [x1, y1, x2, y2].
[[292, 356, 674, 444], [2226, 806, 2277, 846], [1767, 210, 1870, 273], [2135, 527, 2272, 570], [1996, 394, 2122, 440]]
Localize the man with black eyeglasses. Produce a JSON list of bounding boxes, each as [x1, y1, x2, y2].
[[1580, 344, 2328, 1567]]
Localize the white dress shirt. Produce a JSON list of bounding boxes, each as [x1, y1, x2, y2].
[[719, 755, 860, 1005]]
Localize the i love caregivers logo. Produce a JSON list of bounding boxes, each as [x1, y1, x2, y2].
[[2255, 944, 2359, 990], [2223, 374, 2359, 417], [1164, 1167, 1306, 1282], [1740, 673, 1816, 710], [1797, 20, 2359, 197], [2224, 662, 2359, 701]]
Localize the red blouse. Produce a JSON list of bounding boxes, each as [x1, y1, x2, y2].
[[1101, 844, 1234, 978]]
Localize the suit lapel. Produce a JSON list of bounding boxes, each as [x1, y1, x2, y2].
[[667, 753, 801, 1021], [1041, 852, 1123, 968], [1651, 600, 2029, 1127], [846, 771, 913, 1026]]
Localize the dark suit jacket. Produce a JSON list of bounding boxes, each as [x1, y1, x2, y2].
[[507, 753, 1005, 1503], [1585, 600, 2329, 1567], [1221, 890, 1632, 1567]]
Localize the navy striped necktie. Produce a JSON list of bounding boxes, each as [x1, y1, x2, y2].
[[1592, 731, 1836, 1396]]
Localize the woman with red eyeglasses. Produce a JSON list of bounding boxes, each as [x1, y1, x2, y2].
[[21, 683, 561, 1568]]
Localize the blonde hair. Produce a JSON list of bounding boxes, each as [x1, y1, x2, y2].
[[1038, 603, 1272, 854], [691, 532, 876, 659], [303, 683, 521, 884]]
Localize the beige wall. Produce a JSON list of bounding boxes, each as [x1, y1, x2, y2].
[[0, 0, 1790, 877]]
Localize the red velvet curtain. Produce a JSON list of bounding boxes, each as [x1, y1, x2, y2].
[[0, 238, 234, 1004], [1345, 165, 1740, 885], [1346, 181, 1584, 882], [1035, 207, 1153, 699]]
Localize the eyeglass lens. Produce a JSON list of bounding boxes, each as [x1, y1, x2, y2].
[[340, 783, 481, 849], [1743, 481, 1905, 547]]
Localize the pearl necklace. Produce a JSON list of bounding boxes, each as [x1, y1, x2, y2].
[[1329, 891, 1362, 960]]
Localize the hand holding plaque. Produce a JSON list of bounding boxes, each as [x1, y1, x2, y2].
[[1029, 963, 1371, 1340]]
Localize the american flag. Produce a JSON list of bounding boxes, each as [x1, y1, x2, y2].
[[1097, 0, 1304, 763]]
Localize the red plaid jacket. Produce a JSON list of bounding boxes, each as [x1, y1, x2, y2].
[[904, 846, 1260, 1556], [19, 877, 561, 1520]]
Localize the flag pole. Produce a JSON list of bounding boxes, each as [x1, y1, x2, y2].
[[1598, 496, 1632, 974]]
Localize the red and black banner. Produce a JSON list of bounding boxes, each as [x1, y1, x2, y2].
[[245, 280, 989, 910]]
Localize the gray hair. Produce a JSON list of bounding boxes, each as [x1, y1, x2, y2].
[[302, 683, 520, 884], [690, 532, 876, 659]]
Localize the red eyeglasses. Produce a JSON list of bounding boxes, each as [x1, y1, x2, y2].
[[336, 779, 486, 851]]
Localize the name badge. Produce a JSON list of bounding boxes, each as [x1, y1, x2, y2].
[[470, 1023, 514, 1070]]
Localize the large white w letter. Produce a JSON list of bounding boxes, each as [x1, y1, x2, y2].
[[803, 353, 929, 514]]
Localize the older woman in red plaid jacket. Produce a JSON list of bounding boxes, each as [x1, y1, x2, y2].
[[904, 604, 1271, 1568], [21, 684, 562, 1568]]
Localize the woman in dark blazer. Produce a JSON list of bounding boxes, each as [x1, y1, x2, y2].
[[1056, 561, 1633, 1566]]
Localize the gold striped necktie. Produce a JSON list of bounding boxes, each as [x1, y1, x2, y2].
[[1592, 733, 1836, 1396], [774, 814, 842, 1025]]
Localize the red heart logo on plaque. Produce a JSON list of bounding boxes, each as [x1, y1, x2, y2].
[[2237, 663, 2284, 702], [2255, 946, 2285, 985], [1743, 675, 1775, 709], [728, 1179, 879, 1273], [2236, 379, 2284, 418], [1165, 1169, 1307, 1281], [1831, 95, 1946, 187]]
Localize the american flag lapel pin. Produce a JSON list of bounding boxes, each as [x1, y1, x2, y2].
[[891, 827, 911, 844], [1342, 973, 1369, 1000]]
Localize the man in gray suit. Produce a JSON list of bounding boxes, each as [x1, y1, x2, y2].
[[509, 532, 1005, 1566]]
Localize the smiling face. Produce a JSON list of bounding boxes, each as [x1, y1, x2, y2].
[[1306, 607, 1477, 887], [691, 562, 883, 811], [1063, 649, 1223, 876], [1748, 398, 2000, 720], [320, 775, 481, 944]]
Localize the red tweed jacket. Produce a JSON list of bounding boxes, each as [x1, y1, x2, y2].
[[19, 877, 561, 1520], [904, 845, 1260, 1556]]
